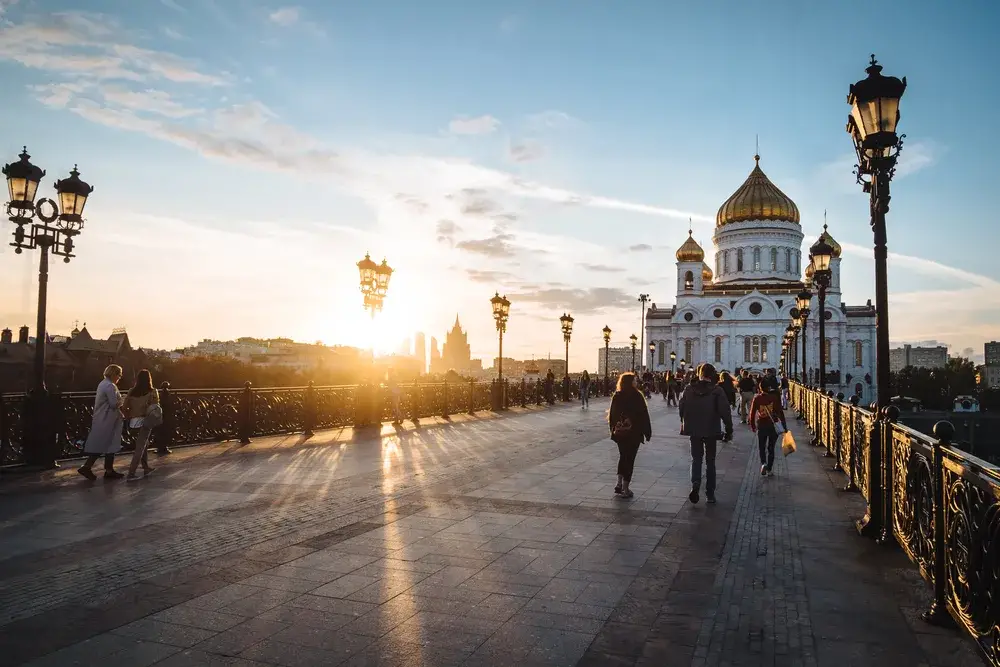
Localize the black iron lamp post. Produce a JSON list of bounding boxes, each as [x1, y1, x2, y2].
[[810, 235, 835, 391], [669, 350, 676, 374], [358, 253, 393, 317], [491, 292, 511, 406], [560, 313, 574, 401], [786, 324, 797, 379], [602, 325, 611, 395], [629, 334, 637, 373], [638, 294, 649, 371], [846, 55, 907, 544], [797, 289, 812, 386], [847, 54, 906, 410], [4, 148, 93, 469]]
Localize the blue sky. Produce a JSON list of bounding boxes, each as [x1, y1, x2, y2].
[[0, 0, 997, 364]]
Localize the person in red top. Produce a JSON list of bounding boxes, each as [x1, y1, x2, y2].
[[749, 375, 787, 477]]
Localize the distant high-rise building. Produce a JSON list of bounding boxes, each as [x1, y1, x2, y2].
[[429, 336, 441, 370], [986, 341, 1000, 367], [432, 315, 473, 374], [397, 336, 412, 357], [598, 347, 636, 376], [414, 332, 427, 374], [888, 344, 948, 372]]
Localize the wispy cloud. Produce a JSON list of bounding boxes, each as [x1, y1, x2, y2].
[[268, 6, 300, 26], [817, 140, 939, 193], [579, 263, 625, 273], [449, 114, 501, 135], [525, 110, 582, 132], [0, 0, 19, 18], [159, 0, 185, 12], [499, 15, 519, 34], [629, 243, 653, 252], [162, 26, 185, 40], [509, 140, 545, 163]]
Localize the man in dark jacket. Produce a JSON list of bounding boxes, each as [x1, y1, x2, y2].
[[737, 371, 757, 423], [679, 363, 733, 504]]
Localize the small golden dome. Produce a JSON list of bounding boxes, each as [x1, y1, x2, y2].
[[817, 224, 842, 258], [717, 155, 800, 227], [805, 262, 815, 278], [676, 229, 705, 262], [702, 262, 713, 282]]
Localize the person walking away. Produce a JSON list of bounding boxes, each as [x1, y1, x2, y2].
[[123, 369, 159, 480], [779, 374, 790, 409], [737, 371, 757, 423], [78, 365, 126, 480], [718, 371, 737, 411], [608, 372, 652, 499], [666, 372, 678, 406], [749, 376, 787, 476], [679, 363, 733, 504], [579, 370, 591, 409]]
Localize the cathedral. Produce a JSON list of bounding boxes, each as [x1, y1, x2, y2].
[[645, 154, 878, 403]]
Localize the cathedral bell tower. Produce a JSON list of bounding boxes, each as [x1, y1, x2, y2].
[[675, 229, 706, 297]]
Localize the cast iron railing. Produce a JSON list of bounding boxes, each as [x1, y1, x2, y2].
[[790, 381, 1000, 665], [0, 378, 589, 467]]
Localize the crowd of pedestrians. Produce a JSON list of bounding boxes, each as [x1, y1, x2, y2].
[[608, 363, 792, 503]]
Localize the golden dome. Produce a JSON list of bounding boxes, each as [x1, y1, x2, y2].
[[805, 262, 815, 279], [675, 229, 705, 262], [702, 262, 713, 282], [717, 155, 800, 227], [817, 224, 842, 258]]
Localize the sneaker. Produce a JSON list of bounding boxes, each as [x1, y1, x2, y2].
[[614, 484, 622, 495], [77, 467, 96, 481], [126, 474, 139, 482], [707, 494, 717, 504], [104, 470, 124, 480], [142, 467, 155, 477], [620, 490, 634, 499], [761, 465, 768, 477], [689, 488, 700, 504], [766, 466, 774, 476]]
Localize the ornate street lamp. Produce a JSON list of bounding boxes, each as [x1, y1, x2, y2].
[[4, 148, 93, 469], [648, 342, 655, 374], [809, 234, 835, 390], [637, 294, 649, 371], [559, 313, 574, 400], [797, 288, 812, 385], [670, 350, 676, 374], [491, 292, 511, 403], [629, 333, 637, 373], [358, 253, 392, 317], [847, 54, 905, 409], [602, 325, 611, 395]]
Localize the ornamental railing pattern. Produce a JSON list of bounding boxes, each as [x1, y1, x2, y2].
[[0, 378, 581, 467], [790, 381, 1000, 665]]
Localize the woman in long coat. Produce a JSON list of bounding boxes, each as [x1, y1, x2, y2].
[[78, 364, 125, 480]]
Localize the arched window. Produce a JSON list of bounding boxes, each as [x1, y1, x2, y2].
[[685, 340, 693, 362], [752, 337, 761, 362], [723, 251, 729, 273], [794, 253, 800, 274], [770, 248, 777, 271], [753, 247, 761, 271], [785, 248, 791, 272], [658, 342, 665, 365], [737, 249, 744, 271], [684, 270, 694, 291], [854, 341, 863, 367], [714, 337, 723, 363], [825, 339, 832, 363], [744, 338, 752, 362], [761, 338, 768, 362]]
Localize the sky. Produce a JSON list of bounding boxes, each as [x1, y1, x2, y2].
[[0, 0, 997, 366]]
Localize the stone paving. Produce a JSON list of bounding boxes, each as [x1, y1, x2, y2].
[[0, 399, 981, 666]]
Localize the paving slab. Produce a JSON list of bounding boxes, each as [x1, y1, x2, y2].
[[0, 398, 981, 666]]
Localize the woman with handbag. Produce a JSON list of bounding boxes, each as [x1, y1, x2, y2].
[[749, 375, 787, 477], [608, 372, 652, 499], [123, 369, 160, 481], [78, 365, 127, 480]]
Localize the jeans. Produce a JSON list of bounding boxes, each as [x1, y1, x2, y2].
[[83, 453, 115, 471], [690, 437, 717, 494], [616, 440, 640, 482], [128, 425, 153, 476], [757, 425, 778, 470], [581, 391, 589, 408]]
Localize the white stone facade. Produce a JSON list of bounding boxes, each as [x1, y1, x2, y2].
[[645, 160, 878, 404]]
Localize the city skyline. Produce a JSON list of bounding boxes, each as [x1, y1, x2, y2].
[[0, 1, 997, 363]]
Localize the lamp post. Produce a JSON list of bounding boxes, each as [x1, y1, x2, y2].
[[797, 289, 812, 385], [786, 325, 797, 379], [560, 313, 574, 401], [358, 253, 393, 317], [638, 294, 649, 372], [4, 148, 93, 469], [847, 55, 906, 409], [810, 235, 835, 390], [669, 350, 676, 374], [602, 325, 611, 395], [629, 334, 637, 373], [491, 292, 511, 407], [648, 342, 655, 374]]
